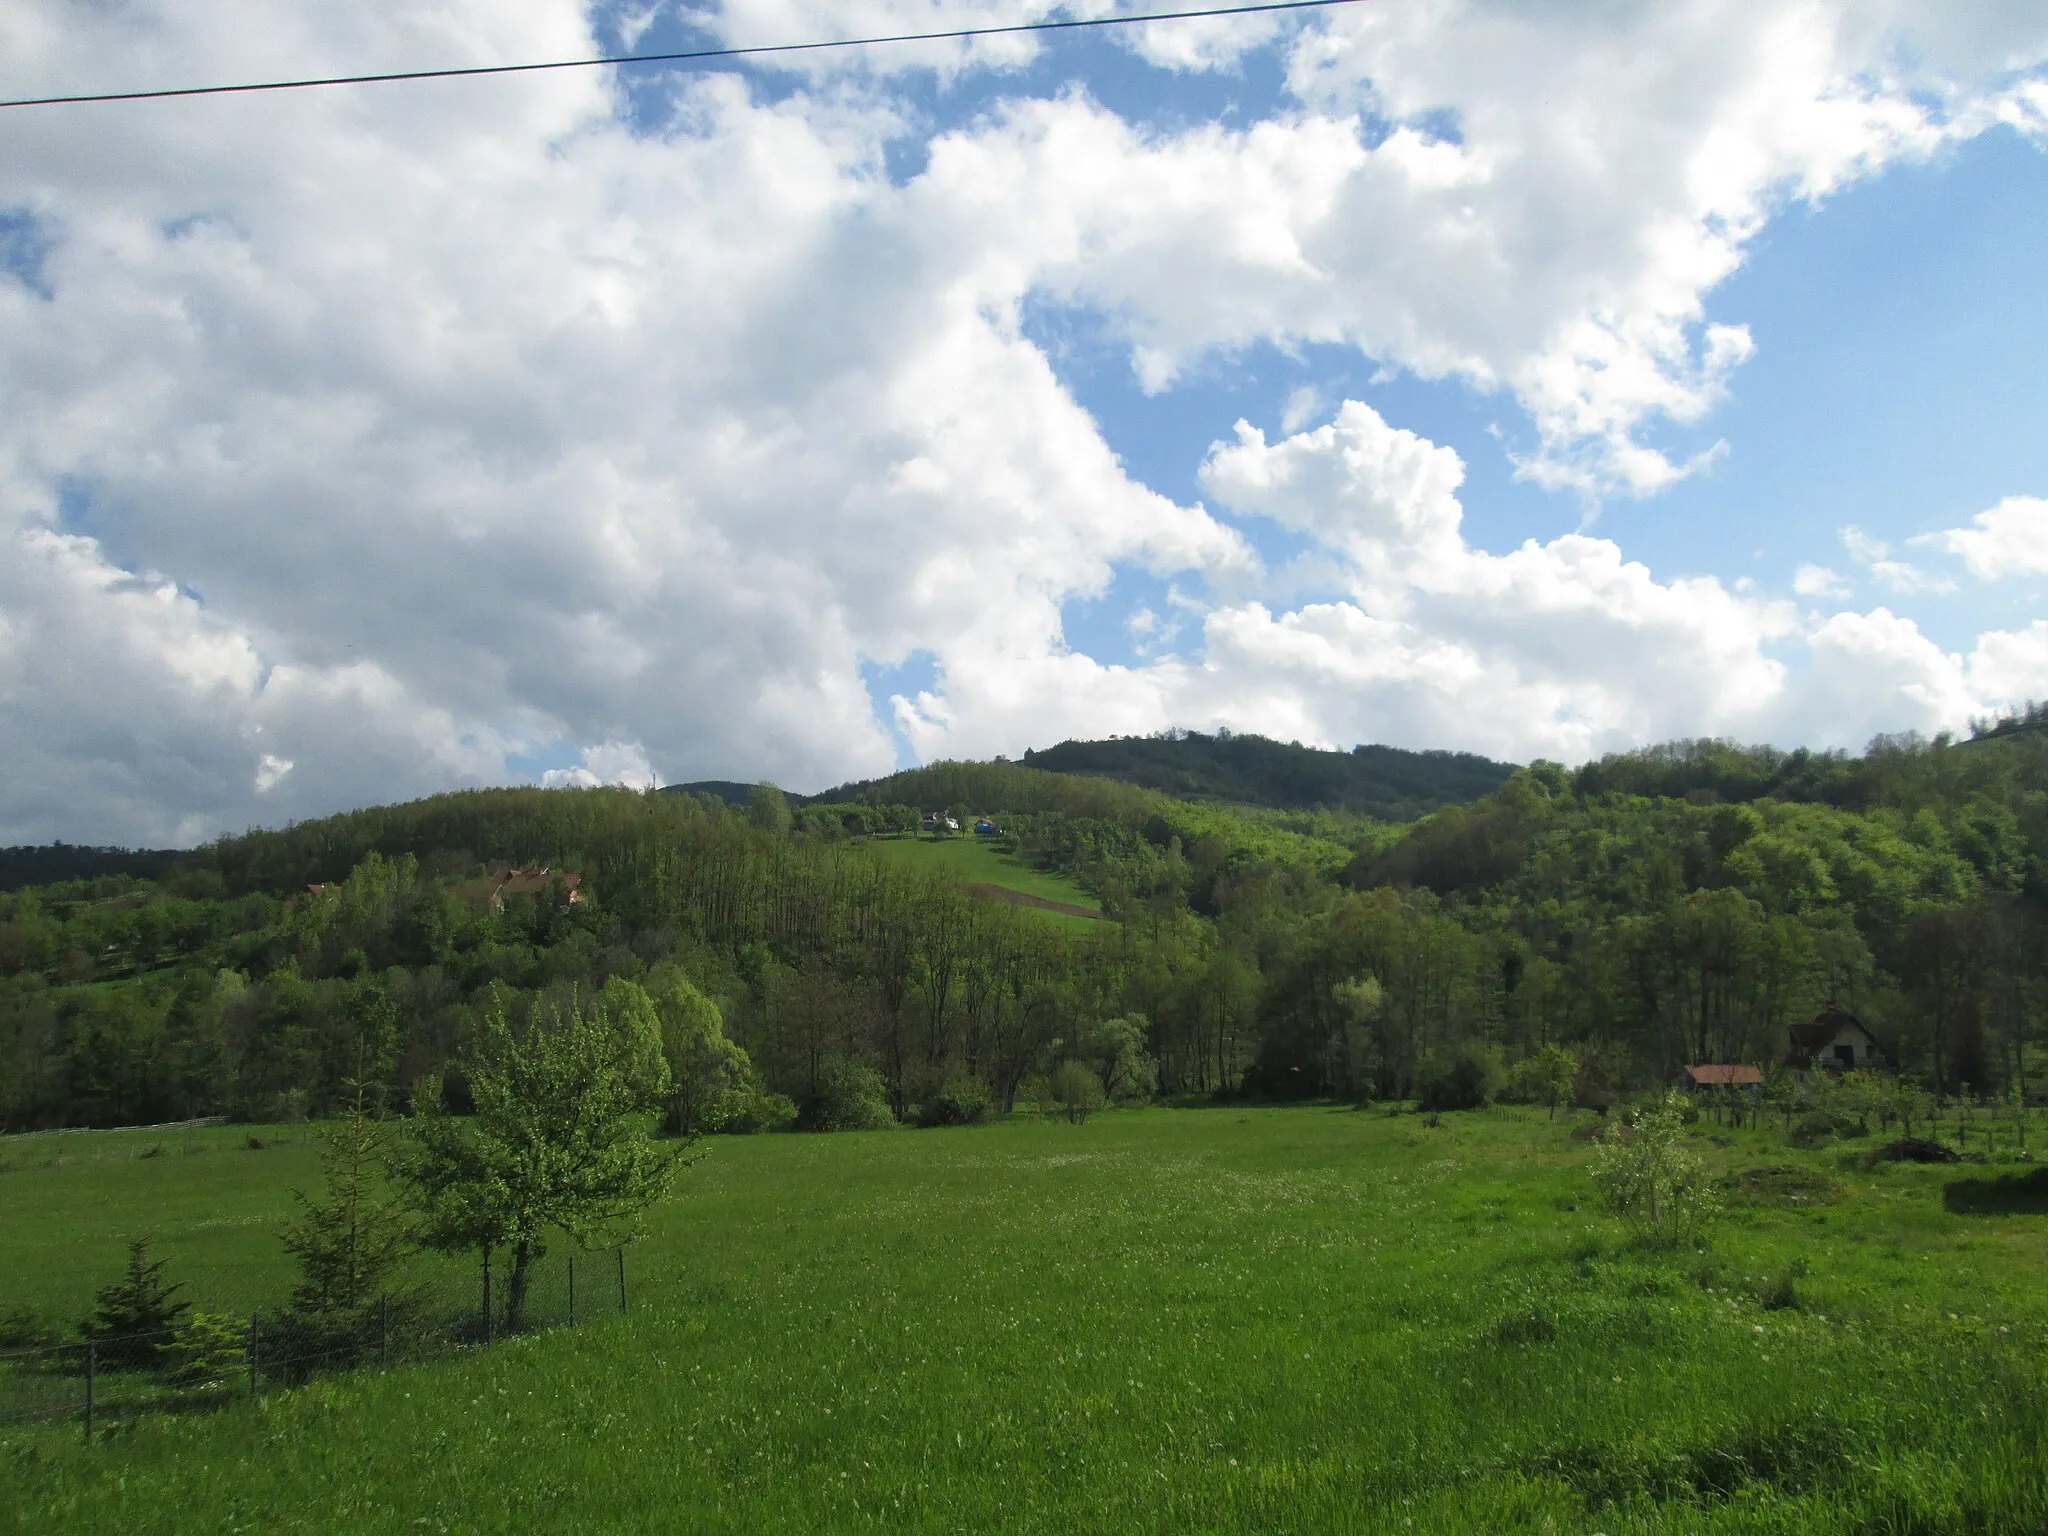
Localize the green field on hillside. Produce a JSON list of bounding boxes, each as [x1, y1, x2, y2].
[[866, 834, 1105, 922], [5, 1108, 2046, 1532]]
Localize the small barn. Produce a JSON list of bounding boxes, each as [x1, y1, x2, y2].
[[1678, 1064, 1764, 1093], [1784, 1006, 1890, 1076]]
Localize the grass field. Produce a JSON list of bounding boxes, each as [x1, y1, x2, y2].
[[865, 835, 1105, 925], [4, 1107, 2047, 1533]]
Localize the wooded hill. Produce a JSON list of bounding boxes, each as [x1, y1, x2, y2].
[[1019, 730, 1516, 819], [2, 720, 2044, 1134], [809, 730, 1516, 821]]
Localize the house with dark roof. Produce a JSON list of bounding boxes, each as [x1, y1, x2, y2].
[[1784, 1006, 1891, 1077]]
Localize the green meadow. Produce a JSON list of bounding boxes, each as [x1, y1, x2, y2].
[[5, 1107, 2046, 1533], [865, 834, 1105, 921]]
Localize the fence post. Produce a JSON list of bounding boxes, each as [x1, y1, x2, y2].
[[249, 1312, 260, 1397], [83, 1341, 95, 1443], [380, 1294, 390, 1366], [483, 1250, 493, 1349], [568, 1254, 576, 1327], [616, 1247, 627, 1314]]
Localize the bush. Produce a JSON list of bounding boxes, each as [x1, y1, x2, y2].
[[802, 1060, 896, 1132], [719, 1084, 798, 1134], [1416, 1046, 1501, 1112], [1592, 1092, 1719, 1247], [917, 1080, 993, 1128], [164, 1313, 248, 1390], [0, 1305, 57, 1351]]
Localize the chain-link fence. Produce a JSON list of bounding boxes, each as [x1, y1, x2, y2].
[[0, 1245, 629, 1439]]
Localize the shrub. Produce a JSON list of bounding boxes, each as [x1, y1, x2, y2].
[[164, 1313, 248, 1390], [803, 1059, 896, 1132], [1051, 1061, 1106, 1124], [719, 1084, 798, 1134], [0, 1305, 57, 1351], [1592, 1092, 1720, 1247], [1416, 1045, 1501, 1112], [917, 1080, 993, 1128]]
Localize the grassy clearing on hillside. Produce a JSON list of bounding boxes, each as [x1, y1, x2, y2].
[[865, 836, 1104, 924], [4, 1108, 2046, 1533]]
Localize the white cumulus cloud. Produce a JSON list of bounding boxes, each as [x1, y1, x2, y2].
[[1917, 495, 2048, 581]]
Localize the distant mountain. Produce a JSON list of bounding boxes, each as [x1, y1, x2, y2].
[[1020, 731, 1518, 820]]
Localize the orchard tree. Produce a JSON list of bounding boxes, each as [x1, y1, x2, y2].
[[397, 999, 691, 1333]]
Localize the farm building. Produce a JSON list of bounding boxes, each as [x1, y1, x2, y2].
[[1678, 1064, 1764, 1093], [1784, 1006, 1891, 1077]]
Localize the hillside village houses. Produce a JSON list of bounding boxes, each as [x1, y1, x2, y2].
[[1678, 1006, 1895, 1096], [1783, 1005, 1892, 1078]]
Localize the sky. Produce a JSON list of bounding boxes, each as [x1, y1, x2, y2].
[[1, 0, 2046, 844]]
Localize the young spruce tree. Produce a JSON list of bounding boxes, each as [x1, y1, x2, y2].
[[280, 1081, 413, 1365]]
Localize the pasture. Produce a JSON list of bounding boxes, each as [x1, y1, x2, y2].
[[865, 835, 1106, 924], [3, 1107, 2045, 1533]]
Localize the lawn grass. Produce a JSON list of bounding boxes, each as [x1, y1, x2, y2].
[[4, 1107, 2046, 1532], [865, 835, 1104, 924]]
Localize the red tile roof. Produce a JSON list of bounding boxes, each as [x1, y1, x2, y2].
[[1683, 1064, 1764, 1087]]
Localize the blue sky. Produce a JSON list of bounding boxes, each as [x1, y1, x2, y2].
[[1, 1, 2046, 838]]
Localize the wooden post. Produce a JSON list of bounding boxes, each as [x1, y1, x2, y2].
[[483, 1251, 493, 1348], [380, 1294, 390, 1366], [616, 1247, 626, 1314], [568, 1254, 576, 1327], [83, 1341, 95, 1443]]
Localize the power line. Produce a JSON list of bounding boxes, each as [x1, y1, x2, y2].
[[0, 0, 1368, 110]]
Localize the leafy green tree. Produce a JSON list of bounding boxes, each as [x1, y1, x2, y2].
[[746, 783, 792, 836], [654, 976, 749, 1135], [1051, 1060, 1106, 1123], [396, 999, 689, 1333], [1510, 1043, 1578, 1119], [594, 977, 673, 1110], [803, 1058, 896, 1132], [80, 1239, 190, 1367], [1082, 1015, 1159, 1104]]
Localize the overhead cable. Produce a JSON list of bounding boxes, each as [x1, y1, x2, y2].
[[0, 0, 1369, 110]]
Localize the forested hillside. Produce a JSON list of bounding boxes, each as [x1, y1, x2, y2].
[[2, 724, 2043, 1134], [1015, 730, 1515, 819]]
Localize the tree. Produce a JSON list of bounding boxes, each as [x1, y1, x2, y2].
[[654, 976, 750, 1135], [802, 1058, 895, 1132], [1051, 1060, 1106, 1123], [1511, 1043, 1578, 1119], [80, 1239, 190, 1367], [746, 783, 792, 837], [1082, 1015, 1159, 1104], [396, 999, 690, 1333], [279, 1083, 412, 1363]]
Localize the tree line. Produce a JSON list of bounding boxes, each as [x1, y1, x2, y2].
[[3, 721, 2045, 1134]]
